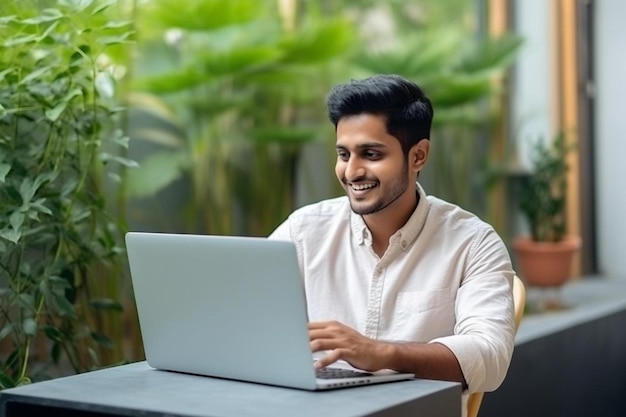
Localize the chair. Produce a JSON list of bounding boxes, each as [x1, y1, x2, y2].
[[466, 275, 526, 417]]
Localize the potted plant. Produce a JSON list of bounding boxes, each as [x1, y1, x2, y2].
[[513, 133, 581, 288]]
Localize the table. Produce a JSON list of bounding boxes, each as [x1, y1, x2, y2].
[[0, 361, 461, 417]]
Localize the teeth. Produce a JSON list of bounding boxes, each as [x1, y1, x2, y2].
[[351, 183, 375, 191]]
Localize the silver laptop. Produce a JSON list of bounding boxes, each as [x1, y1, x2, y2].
[[125, 232, 415, 390]]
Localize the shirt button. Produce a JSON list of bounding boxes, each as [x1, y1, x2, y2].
[[401, 240, 407, 249]]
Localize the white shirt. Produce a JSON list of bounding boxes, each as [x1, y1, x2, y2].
[[269, 183, 515, 397]]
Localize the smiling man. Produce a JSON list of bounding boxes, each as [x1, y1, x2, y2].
[[269, 74, 515, 414]]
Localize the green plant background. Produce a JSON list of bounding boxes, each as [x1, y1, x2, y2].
[[0, 0, 522, 387], [0, 0, 134, 387]]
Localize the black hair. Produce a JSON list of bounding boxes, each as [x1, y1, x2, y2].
[[326, 74, 433, 155]]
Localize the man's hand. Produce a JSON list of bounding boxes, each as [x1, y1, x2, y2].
[[309, 320, 468, 388], [308, 321, 388, 371]]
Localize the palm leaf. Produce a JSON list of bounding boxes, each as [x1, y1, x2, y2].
[[455, 34, 524, 75], [278, 18, 355, 65], [139, 0, 262, 32], [427, 74, 494, 108]]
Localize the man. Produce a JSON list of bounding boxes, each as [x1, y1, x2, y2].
[[269, 74, 515, 406]]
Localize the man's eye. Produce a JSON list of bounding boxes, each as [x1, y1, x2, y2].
[[365, 151, 381, 159], [337, 152, 349, 161]]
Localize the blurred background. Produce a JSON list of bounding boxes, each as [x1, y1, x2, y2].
[[1, 1, 625, 410]]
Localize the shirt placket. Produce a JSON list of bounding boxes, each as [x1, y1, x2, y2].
[[363, 235, 405, 339], [364, 261, 386, 339]]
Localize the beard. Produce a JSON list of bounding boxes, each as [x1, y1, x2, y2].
[[346, 163, 411, 216]]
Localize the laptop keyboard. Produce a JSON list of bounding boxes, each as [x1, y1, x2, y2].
[[316, 367, 373, 379]]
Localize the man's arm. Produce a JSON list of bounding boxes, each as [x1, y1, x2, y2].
[[309, 321, 468, 389]]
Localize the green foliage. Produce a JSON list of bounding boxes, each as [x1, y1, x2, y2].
[[341, 3, 524, 216], [127, 0, 356, 235], [519, 133, 573, 242], [0, 0, 133, 388]]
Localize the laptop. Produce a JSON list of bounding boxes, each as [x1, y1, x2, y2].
[[125, 232, 415, 390]]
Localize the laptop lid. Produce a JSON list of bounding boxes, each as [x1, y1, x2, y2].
[[126, 232, 414, 390]]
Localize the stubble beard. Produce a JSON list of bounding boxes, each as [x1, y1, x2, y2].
[[347, 167, 410, 216]]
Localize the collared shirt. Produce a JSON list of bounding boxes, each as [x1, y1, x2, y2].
[[269, 183, 515, 398]]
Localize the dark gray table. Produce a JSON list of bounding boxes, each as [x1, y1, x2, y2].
[[0, 361, 461, 417]]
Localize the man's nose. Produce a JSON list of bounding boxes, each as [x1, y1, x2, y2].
[[345, 157, 365, 180]]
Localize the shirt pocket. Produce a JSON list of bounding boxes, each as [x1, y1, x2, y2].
[[390, 289, 455, 341]]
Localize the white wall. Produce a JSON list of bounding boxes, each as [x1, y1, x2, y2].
[[511, 0, 554, 170], [595, 1, 626, 277]]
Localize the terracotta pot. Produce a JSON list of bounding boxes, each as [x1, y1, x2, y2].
[[512, 235, 582, 287]]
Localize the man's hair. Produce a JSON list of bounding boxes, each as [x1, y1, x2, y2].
[[326, 74, 433, 154]]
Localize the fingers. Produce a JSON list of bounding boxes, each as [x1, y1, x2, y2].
[[308, 320, 341, 330], [310, 336, 341, 353], [309, 321, 352, 350], [313, 349, 342, 369]]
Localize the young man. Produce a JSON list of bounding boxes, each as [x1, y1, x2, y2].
[[269, 74, 515, 404]]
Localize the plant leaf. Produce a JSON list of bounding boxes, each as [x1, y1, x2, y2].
[[126, 151, 187, 198], [45, 88, 83, 121], [0, 372, 15, 389], [43, 325, 64, 342], [9, 211, 25, 231], [91, 331, 113, 348], [0, 227, 21, 244], [20, 8, 64, 24], [19, 67, 50, 85], [0, 323, 14, 341], [52, 293, 77, 319], [0, 163, 10, 182], [89, 298, 123, 312], [22, 318, 38, 336]]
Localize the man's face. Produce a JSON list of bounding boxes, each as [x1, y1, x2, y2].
[[335, 113, 412, 216]]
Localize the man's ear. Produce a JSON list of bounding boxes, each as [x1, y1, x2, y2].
[[409, 139, 429, 173]]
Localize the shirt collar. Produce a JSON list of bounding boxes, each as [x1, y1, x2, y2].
[[350, 182, 430, 249]]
